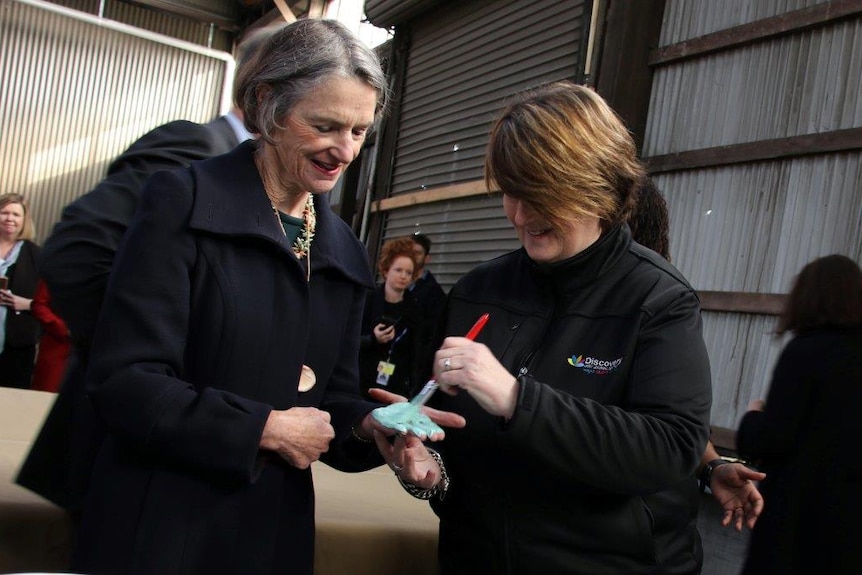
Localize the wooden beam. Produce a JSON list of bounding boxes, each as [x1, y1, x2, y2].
[[698, 291, 786, 315], [371, 179, 491, 212], [645, 127, 862, 174], [308, 0, 328, 19], [710, 426, 739, 453], [594, 0, 666, 150], [371, 189, 788, 318], [649, 0, 862, 66], [272, 0, 298, 23]]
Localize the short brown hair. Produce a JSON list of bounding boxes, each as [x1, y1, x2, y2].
[[377, 237, 419, 280], [777, 254, 862, 335], [485, 81, 645, 231], [0, 193, 36, 241]]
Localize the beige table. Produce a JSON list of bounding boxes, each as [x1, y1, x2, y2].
[[0, 388, 439, 575]]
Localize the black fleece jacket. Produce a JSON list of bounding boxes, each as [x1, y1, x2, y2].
[[430, 224, 712, 575]]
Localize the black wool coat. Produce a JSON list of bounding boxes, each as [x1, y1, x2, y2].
[[74, 141, 382, 575], [737, 327, 862, 575], [18, 116, 241, 511]]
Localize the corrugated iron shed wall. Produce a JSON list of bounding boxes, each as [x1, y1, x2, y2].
[[379, 0, 587, 285], [47, 0, 237, 48], [0, 0, 231, 242], [365, 0, 441, 28], [104, 2, 234, 48], [390, 0, 585, 195], [660, 0, 827, 42], [644, 0, 862, 430], [383, 197, 518, 289]]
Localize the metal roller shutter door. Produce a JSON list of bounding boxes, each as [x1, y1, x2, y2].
[[381, 0, 589, 290]]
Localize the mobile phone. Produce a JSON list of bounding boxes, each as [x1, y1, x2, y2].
[[376, 314, 400, 328], [0, 277, 7, 290]]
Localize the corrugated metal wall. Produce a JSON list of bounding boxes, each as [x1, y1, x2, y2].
[[104, 2, 234, 49], [644, 0, 862, 432], [660, 0, 826, 42], [48, 0, 237, 49], [383, 196, 519, 288], [365, 0, 438, 27], [0, 0, 232, 242], [380, 0, 587, 287]]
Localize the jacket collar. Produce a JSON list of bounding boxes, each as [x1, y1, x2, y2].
[[188, 140, 374, 288], [529, 224, 632, 296]]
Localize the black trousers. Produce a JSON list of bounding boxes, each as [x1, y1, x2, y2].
[[0, 343, 36, 388]]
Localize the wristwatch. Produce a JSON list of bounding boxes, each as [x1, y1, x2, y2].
[[699, 458, 730, 493]]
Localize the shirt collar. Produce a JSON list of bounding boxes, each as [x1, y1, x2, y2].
[[224, 110, 253, 143]]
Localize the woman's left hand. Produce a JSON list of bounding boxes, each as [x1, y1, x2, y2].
[[373, 431, 441, 490], [360, 388, 467, 442], [711, 462, 766, 531], [434, 337, 518, 419], [0, 289, 30, 312], [372, 323, 395, 344]]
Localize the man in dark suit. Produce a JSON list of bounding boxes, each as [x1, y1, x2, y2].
[[16, 26, 277, 514]]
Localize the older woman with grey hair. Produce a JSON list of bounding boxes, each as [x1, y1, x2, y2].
[[74, 19, 464, 574]]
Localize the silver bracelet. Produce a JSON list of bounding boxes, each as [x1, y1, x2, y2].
[[350, 425, 374, 443], [396, 448, 450, 501]]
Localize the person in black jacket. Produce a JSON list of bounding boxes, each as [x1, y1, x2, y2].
[[0, 193, 41, 388], [373, 82, 713, 575], [15, 25, 276, 514], [736, 254, 862, 575], [359, 236, 427, 399]]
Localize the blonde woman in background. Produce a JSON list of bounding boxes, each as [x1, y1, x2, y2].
[[0, 193, 41, 388]]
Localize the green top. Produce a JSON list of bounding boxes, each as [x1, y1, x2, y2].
[[277, 211, 303, 245]]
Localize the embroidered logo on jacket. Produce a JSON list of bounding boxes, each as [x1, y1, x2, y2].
[[567, 355, 623, 375]]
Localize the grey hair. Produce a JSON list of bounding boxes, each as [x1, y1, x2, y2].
[[232, 23, 288, 108], [234, 19, 389, 143]]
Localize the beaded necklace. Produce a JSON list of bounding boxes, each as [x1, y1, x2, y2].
[[257, 152, 316, 280], [291, 194, 316, 259], [270, 195, 315, 281]]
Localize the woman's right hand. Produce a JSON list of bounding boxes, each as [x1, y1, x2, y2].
[[434, 338, 519, 419], [259, 407, 335, 469], [372, 323, 395, 344]]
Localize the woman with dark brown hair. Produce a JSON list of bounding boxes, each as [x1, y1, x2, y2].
[[736, 254, 862, 575]]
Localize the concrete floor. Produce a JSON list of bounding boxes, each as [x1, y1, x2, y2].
[[698, 492, 752, 575]]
